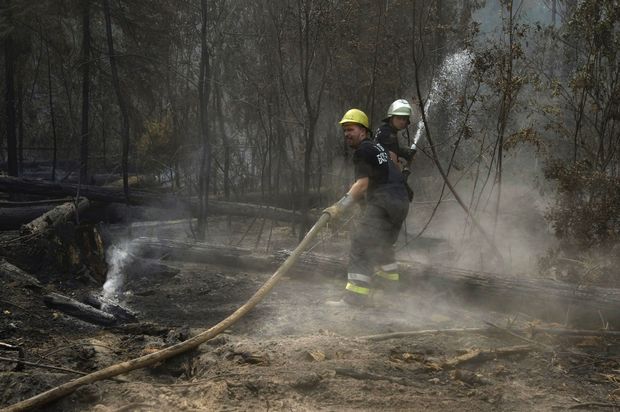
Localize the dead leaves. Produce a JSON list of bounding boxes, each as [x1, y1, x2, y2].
[[306, 350, 326, 362]]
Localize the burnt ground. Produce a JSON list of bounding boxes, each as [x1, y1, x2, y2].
[[1, 217, 620, 411]]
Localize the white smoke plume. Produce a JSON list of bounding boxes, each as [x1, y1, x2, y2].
[[102, 240, 134, 301]]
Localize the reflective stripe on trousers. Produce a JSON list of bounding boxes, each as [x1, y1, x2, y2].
[[375, 262, 399, 281], [345, 282, 371, 295]]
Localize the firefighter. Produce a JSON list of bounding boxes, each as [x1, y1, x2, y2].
[[375, 99, 416, 174], [375, 98, 416, 200], [325, 108, 410, 307]]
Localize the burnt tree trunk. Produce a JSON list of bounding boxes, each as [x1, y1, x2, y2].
[[46, 39, 58, 181], [79, 0, 91, 184], [4, 12, 18, 177], [196, 0, 212, 239], [103, 0, 131, 202]]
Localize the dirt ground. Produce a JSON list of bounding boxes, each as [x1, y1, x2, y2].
[[1, 218, 620, 411]]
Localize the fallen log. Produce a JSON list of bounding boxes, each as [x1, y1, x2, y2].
[[359, 327, 620, 342], [20, 198, 90, 236], [0, 176, 313, 223], [82, 293, 138, 324], [132, 238, 276, 271], [0, 198, 76, 230], [0, 206, 58, 230], [0, 197, 74, 207], [104, 174, 157, 189], [0, 259, 43, 289], [43, 292, 118, 326], [129, 237, 620, 328]]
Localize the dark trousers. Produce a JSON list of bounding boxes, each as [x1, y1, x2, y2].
[[348, 190, 409, 290]]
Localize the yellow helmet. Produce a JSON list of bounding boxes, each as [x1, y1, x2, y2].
[[339, 108, 370, 130]]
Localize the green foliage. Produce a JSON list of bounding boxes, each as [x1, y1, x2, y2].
[[544, 160, 620, 248], [537, 0, 620, 271]]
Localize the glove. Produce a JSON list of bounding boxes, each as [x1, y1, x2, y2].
[[323, 194, 354, 220], [401, 147, 416, 161]]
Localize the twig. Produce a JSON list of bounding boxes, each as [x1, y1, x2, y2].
[[235, 216, 258, 246], [485, 321, 614, 361], [0, 356, 87, 375], [483, 320, 553, 350], [359, 327, 493, 342], [566, 401, 619, 409]]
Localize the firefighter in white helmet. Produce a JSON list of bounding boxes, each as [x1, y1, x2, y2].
[[375, 99, 417, 168], [324, 108, 409, 307], [375, 99, 416, 201]]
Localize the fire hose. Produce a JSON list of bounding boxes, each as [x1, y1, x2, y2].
[[3, 212, 332, 412]]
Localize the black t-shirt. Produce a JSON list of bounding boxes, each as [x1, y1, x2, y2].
[[374, 123, 413, 161], [353, 139, 405, 198], [374, 123, 400, 156]]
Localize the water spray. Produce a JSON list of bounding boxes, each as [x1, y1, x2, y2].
[[409, 49, 505, 266], [410, 50, 474, 155]]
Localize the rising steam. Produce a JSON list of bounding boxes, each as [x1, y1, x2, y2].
[[102, 241, 133, 301]]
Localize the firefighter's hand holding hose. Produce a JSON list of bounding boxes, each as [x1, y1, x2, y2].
[[323, 193, 354, 220], [323, 177, 367, 221]]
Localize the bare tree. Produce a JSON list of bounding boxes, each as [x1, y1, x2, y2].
[[79, 0, 91, 184], [3, 0, 18, 177], [196, 0, 212, 239], [102, 0, 131, 201]]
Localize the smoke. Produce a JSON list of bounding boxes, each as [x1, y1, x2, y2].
[[404, 178, 555, 275], [402, 46, 559, 276], [102, 240, 134, 301]]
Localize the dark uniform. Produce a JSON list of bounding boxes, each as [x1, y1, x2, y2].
[[375, 122, 416, 202], [374, 123, 415, 163], [345, 139, 410, 299]]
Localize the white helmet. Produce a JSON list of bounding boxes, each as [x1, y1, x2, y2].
[[386, 99, 412, 118]]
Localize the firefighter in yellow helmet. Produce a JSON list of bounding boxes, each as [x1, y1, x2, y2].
[[324, 108, 410, 307]]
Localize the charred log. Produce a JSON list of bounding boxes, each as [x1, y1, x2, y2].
[[0, 177, 313, 223], [82, 293, 138, 324], [21, 198, 89, 236], [0, 206, 58, 230], [129, 237, 620, 328], [0, 197, 74, 207], [0, 259, 42, 289], [43, 292, 117, 326]]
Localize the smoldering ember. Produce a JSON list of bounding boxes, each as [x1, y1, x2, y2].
[[1, 1, 619, 411]]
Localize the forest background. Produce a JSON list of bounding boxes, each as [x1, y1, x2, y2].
[[1, 0, 618, 285]]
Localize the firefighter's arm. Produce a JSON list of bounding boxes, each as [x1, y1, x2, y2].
[[323, 177, 368, 219], [347, 177, 368, 201]]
